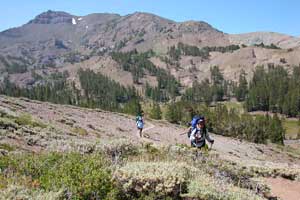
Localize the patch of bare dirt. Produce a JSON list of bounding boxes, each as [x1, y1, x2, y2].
[[265, 177, 300, 200]]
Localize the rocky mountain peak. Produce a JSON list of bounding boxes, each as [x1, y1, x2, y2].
[[28, 10, 74, 24], [125, 11, 174, 24], [178, 20, 221, 33]]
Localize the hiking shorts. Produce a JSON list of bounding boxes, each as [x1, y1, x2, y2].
[[137, 122, 144, 129]]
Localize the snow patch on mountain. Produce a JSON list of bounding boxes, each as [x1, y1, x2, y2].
[[72, 18, 77, 25]]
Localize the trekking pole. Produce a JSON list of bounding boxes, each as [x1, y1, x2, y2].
[[209, 142, 214, 150], [180, 132, 187, 136]]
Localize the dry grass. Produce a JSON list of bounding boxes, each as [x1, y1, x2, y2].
[[221, 101, 245, 114], [283, 119, 300, 139], [0, 185, 64, 200]]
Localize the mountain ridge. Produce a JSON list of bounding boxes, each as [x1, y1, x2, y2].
[[1, 10, 300, 90]]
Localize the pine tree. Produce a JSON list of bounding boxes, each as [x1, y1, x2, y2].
[[149, 103, 162, 120], [235, 69, 248, 101], [122, 99, 142, 115], [269, 114, 284, 145], [165, 103, 181, 123]]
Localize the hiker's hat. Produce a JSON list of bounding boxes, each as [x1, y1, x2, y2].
[[198, 116, 205, 124]]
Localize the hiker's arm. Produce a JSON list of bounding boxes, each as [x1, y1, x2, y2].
[[190, 129, 196, 141], [180, 132, 186, 135], [180, 127, 190, 135], [205, 130, 214, 143]]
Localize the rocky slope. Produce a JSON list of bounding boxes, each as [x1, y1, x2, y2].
[[229, 32, 300, 49]]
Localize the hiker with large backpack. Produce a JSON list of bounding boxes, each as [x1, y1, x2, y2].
[[182, 115, 200, 138], [189, 116, 214, 148], [136, 112, 144, 137]]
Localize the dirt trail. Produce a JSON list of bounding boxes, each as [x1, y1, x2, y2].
[[134, 121, 157, 142], [265, 178, 300, 200]]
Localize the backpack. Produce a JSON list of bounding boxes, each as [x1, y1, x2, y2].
[[191, 116, 201, 129], [136, 116, 142, 122]]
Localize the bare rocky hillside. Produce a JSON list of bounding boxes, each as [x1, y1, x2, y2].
[[229, 32, 300, 49], [1, 10, 300, 89]]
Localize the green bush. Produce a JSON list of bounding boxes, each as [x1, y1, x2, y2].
[[148, 103, 162, 120], [0, 143, 15, 152], [0, 153, 117, 200], [122, 99, 142, 116], [15, 114, 33, 126], [15, 114, 47, 128], [72, 126, 88, 136]]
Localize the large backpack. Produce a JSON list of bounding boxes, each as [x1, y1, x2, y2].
[[191, 115, 201, 129]]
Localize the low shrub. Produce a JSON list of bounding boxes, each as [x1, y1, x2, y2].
[[0, 185, 64, 200], [114, 161, 196, 199], [184, 173, 265, 200], [0, 117, 19, 130], [72, 126, 88, 136], [97, 139, 140, 161], [15, 114, 47, 128], [0, 152, 117, 200], [0, 143, 15, 152]]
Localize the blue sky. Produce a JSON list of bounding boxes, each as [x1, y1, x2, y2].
[[1, 0, 300, 36]]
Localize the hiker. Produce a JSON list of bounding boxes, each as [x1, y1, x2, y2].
[[136, 112, 144, 137], [189, 116, 214, 148]]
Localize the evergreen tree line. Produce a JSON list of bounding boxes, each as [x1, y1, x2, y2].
[[144, 71, 180, 102], [201, 45, 240, 53], [254, 42, 281, 49], [0, 72, 75, 104], [111, 49, 156, 84], [78, 69, 139, 112], [181, 64, 300, 118], [165, 101, 284, 145], [183, 66, 233, 104], [145, 83, 169, 102], [246, 65, 300, 117], [0, 69, 141, 115], [111, 50, 180, 101], [168, 43, 240, 61]]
